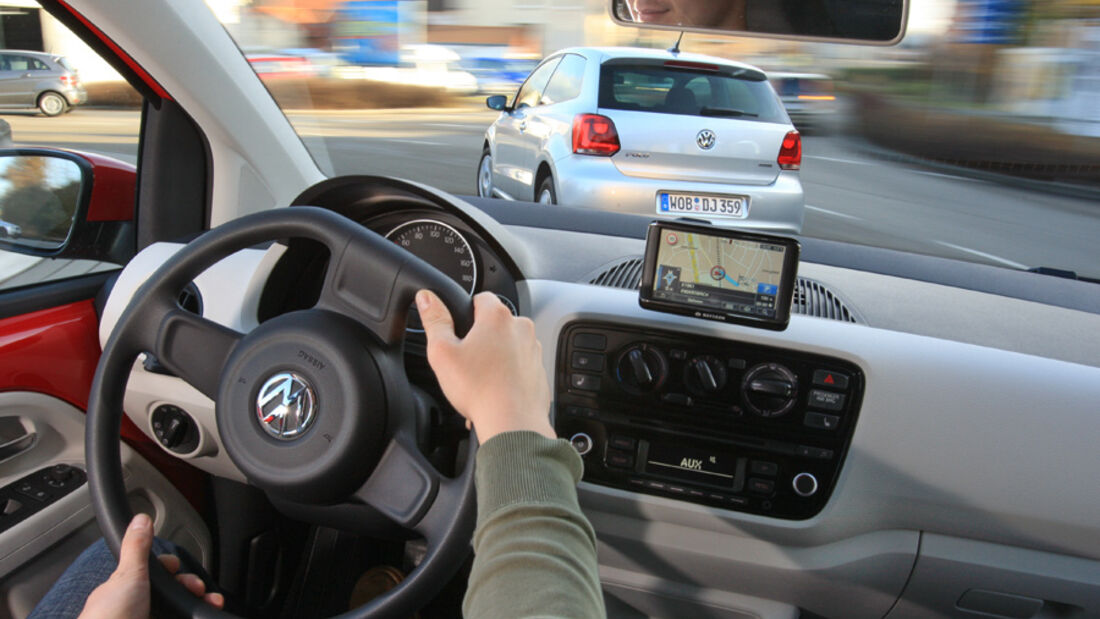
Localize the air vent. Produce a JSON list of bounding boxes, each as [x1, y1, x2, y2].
[[178, 282, 203, 315], [793, 277, 860, 323], [584, 257, 862, 324], [588, 256, 646, 289]]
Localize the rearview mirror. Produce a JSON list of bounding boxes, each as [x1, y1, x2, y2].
[[610, 0, 907, 44]]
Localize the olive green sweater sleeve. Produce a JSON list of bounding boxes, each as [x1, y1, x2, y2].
[[462, 431, 605, 619]]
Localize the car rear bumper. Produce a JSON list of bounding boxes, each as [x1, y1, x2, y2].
[[62, 86, 87, 106], [554, 156, 805, 234]]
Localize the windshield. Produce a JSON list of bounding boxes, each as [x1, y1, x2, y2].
[[220, 0, 1099, 281]]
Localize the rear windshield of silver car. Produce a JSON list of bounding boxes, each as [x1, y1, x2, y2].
[[599, 61, 787, 124]]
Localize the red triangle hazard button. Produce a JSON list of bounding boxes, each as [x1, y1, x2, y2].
[[824, 374, 835, 385]]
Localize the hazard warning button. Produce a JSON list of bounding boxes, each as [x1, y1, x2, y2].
[[812, 370, 850, 391]]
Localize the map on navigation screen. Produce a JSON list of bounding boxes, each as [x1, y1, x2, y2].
[[651, 229, 787, 319]]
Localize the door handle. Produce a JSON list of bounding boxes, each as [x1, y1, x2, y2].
[[0, 416, 37, 464], [0, 430, 36, 464]]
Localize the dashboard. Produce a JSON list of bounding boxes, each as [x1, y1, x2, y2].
[[98, 177, 1100, 619]]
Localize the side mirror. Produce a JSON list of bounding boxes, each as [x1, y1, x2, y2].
[[486, 95, 510, 112], [0, 148, 134, 264]]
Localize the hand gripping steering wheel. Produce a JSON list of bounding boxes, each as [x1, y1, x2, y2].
[[86, 207, 477, 618]]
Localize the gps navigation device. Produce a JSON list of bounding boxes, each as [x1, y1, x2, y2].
[[639, 221, 800, 330]]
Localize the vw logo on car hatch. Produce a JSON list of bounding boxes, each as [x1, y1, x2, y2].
[[696, 129, 717, 150], [256, 372, 317, 440]]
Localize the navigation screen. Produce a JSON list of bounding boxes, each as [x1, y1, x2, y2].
[[639, 222, 799, 330]]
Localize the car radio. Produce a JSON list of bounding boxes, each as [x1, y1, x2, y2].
[[555, 322, 864, 520]]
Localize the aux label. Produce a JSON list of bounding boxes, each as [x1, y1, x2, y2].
[[680, 458, 703, 470]]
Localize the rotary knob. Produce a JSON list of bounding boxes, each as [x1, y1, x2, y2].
[[741, 363, 799, 418], [684, 355, 727, 395], [614, 344, 668, 395]]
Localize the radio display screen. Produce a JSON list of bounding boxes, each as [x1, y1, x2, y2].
[[639, 221, 800, 330], [645, 442, 739, 488]]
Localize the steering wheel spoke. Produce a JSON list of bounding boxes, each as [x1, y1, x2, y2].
[[353, 433, 443, 530], [316, 226, 474, 346], [152, 308, 243, 400]]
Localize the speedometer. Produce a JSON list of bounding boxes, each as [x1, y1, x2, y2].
[[385, 219, 477, 294]]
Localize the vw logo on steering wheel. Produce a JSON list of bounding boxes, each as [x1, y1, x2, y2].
[[256, 372, 317, 440]]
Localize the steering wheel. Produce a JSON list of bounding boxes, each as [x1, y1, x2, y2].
[[86, 207, 477, 618]]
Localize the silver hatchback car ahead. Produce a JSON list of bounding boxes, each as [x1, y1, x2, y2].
[[0, 50, 86, 116], [478, 47, 804, 233]]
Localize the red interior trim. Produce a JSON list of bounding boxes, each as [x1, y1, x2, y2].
[[56, 0, 172, 101], [0, 301, 101, 410]]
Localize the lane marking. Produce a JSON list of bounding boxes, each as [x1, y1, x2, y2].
[[932, 241, 1029, 269], [805, 155, 873, 166], [915, 170, 982, 183], [805, 204, 865, 222]]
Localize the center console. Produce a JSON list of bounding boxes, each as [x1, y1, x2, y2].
[[555, 321, 864, 520]]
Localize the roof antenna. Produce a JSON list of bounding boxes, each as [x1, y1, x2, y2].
[[669, 31, 685, 54]]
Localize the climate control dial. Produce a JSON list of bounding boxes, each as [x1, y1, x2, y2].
[[741, 363, 799, 418], [615, 344, 668, 395], [684, 355, 728, 395]]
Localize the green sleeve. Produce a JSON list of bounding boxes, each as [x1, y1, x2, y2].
[[462, 431, 605, 619]]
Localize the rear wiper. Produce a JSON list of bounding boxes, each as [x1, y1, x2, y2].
[[1029, 266, 1100, 285], [700, 106, 758, 118]]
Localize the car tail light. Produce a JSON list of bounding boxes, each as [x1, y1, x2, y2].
[[60, 75, 74, 86], [778, 131, 801, 170], [572, 114, 620, 156]]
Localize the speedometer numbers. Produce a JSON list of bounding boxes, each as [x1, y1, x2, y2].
[[385, 219, 477, 294]]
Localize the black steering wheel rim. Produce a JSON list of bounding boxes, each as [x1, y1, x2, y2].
[[86, 206, 477, 618]]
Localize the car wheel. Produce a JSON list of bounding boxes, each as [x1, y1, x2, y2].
[[537, 175, 556, 205], [477, 149, 494, 198], [37, 92, 67, 117]]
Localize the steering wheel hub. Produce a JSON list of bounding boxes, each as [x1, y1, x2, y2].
[[217, 310, 388, 504]]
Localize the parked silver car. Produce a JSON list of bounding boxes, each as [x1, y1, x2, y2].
[[479, 46, 804, 233], [0, 50, 86, 116]]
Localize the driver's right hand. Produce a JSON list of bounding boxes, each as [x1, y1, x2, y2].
[[417, 290, 553, 444]]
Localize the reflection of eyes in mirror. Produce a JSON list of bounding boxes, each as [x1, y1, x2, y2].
[[614, 0, 905, 42], [0, 156, 83, 250]]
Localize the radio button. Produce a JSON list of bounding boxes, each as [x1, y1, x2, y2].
[[808, 389, 845, 411], [728, 358, 747, 370], [793, 473, 819, 497], [644, 480, 666, 491], [570, 373, 601, 391], [804, 412, 841, 431], [569, 433, 593, 456], [605, 450, 635, 469], [687, 489, 705, 498], [665, 485, 687, 495], [608, 435, 636, 451], [573, 333, 607, 351], [812, 370, 849, 390], [748, 478, 775, 494], [572, 351, 604, 371], [728, 495, 750, 507], [750, 461, 778, 476]]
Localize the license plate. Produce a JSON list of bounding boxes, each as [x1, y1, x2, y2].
[[657, 192, 749, 218]]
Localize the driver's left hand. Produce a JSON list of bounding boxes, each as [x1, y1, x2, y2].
[[78, 514, 224, 619]]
